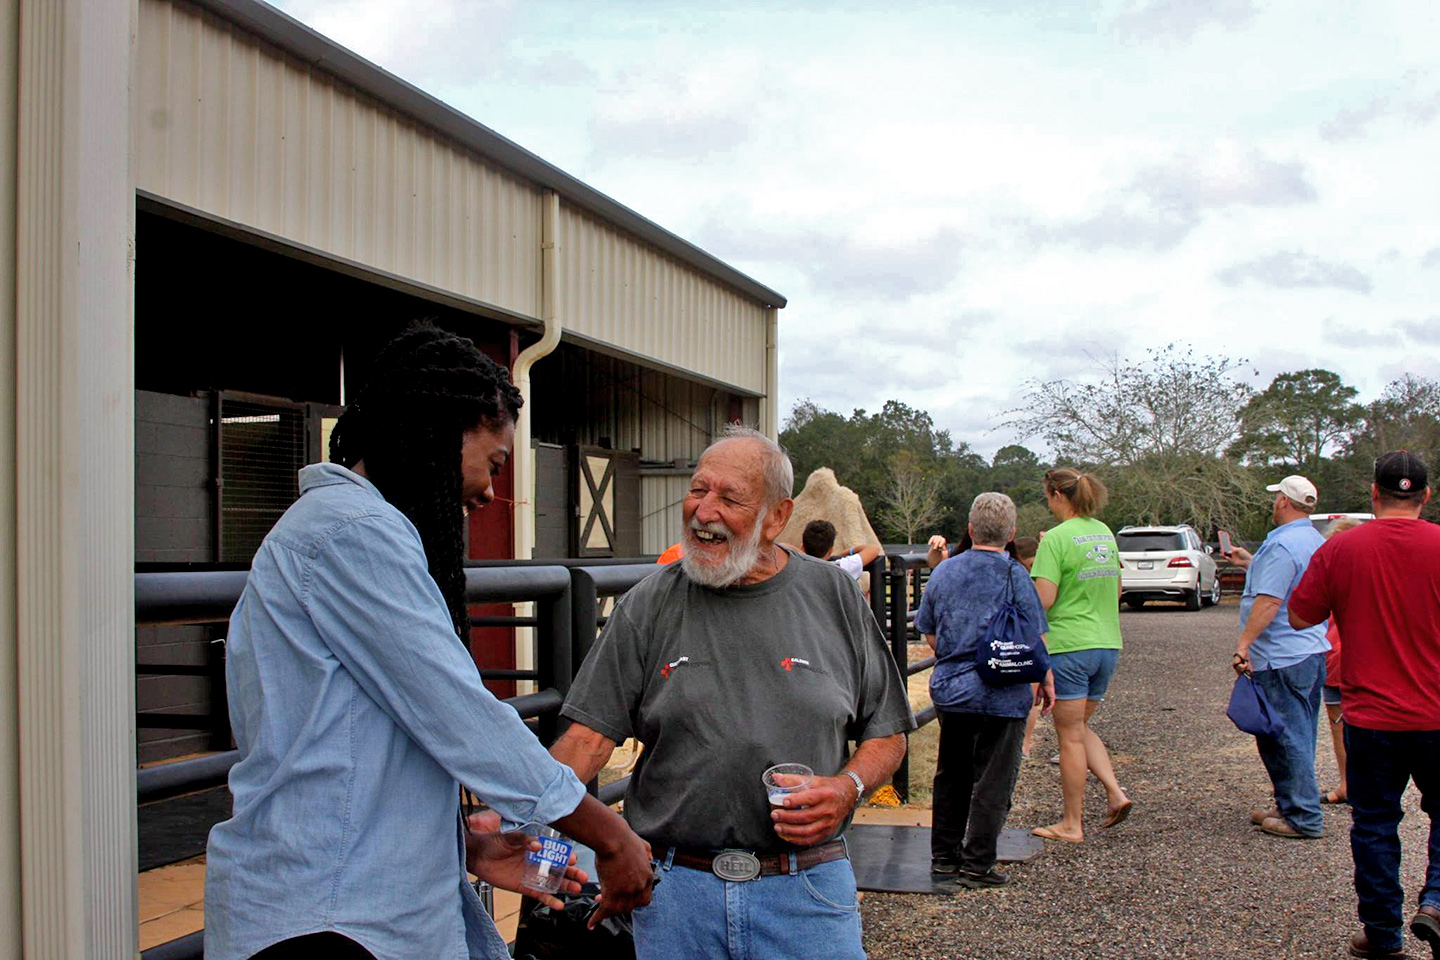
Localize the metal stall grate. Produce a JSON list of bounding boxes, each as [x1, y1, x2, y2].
[[218, 394, 308, 563]]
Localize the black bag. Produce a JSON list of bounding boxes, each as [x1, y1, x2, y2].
[[973, 559, 1050, 685], [513, 883, 635, 960]]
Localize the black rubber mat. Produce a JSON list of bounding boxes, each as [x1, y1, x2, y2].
[[847, 824, 1043, 894], [138, 786, 231, 872]]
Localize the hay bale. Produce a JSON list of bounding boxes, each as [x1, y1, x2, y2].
[[780, 468, 882, 589]]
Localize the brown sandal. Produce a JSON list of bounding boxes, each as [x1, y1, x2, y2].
[[1032, 825, 1084, 844], [1102, 799, 1134, 828]]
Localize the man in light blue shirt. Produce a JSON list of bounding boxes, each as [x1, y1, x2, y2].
[[206, 324, 652, 960], [1230, 474, 1330, 839]]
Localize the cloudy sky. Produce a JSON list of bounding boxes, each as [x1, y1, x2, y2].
[[274, 0, 1439, 457]]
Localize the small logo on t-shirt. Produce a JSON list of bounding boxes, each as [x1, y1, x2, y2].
[[779, 657, 811, 672], [660, 656, 690, 678], [1086, 543, 1112, 565]]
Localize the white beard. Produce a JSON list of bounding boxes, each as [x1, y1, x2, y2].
[[680, 517, 765, 588]]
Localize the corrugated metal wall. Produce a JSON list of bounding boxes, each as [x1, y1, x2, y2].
[[641, 475, 692, 556], [558, 205, 768, 395], [135, 0, 543, 319], [530, 346, 724, 461], [531, 344, 748, 554]]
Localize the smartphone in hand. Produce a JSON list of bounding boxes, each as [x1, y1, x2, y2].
[[1218, 530, 1233, 558]]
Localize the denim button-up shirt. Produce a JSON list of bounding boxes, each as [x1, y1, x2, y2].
[[1240, 517, 1330, 672], [205, 464, 587, 960]]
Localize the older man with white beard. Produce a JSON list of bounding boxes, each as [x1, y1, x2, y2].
[[551, 425, 914, 960]]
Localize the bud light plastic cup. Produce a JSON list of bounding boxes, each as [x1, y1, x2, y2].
[[762, 763, 814, 808], [521, 826, 573, 896]]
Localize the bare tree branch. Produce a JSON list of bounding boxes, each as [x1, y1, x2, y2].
[[877, 451, 943, 544]]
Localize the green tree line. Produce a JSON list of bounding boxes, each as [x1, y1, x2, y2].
[[781, 349, 1439, 544]]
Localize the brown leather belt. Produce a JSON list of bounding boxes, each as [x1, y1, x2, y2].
[[669, 839, 848, 881]]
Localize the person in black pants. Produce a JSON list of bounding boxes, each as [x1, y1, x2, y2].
[[915, 492, 1055, 887]]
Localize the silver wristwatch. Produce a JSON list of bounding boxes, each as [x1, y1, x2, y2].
[[842, 769, 865, 801]]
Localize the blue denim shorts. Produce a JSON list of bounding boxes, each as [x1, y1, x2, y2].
[[1051, 648, 1121, 701]]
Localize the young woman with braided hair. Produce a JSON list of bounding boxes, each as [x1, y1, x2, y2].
[[206, 322, 653, 960], [326, 321, 525, 643]]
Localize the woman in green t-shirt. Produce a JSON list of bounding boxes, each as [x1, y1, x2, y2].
[[1029, 468, 1133, 844]]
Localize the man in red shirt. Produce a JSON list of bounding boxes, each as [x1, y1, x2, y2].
[[1290, 451, 1440, 960]]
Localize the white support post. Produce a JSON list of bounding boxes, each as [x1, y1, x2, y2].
[[0, 2, 21, 955], [12, 1, 137, 957], [761, 307, 780, 439]]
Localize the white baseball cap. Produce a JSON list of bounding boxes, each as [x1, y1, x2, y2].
[[1266, 475, 1318, 506]]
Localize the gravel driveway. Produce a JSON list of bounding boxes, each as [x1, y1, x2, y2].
[[862, 603, 1433, 959]]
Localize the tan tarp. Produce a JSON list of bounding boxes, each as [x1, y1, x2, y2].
[[779, 467, 882, 590]]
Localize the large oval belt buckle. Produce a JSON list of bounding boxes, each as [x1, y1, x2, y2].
[[712, 850, 761, 882]]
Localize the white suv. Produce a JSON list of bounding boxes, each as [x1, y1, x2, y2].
[[1310, 512, 1373, 537], [1116, 525, 1220, 611]]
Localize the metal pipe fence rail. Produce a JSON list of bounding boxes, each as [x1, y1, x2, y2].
[[134, 552, 943, 958], [883, 552, 938, 803], [135, 565, 583, 960], [567, 563, 664, 807], [135, 567, 576, 804]]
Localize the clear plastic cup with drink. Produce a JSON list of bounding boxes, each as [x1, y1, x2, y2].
[[763, 763, 814, 808], [520, 825, 574, 895]]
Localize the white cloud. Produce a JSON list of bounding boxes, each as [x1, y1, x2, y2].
[[1217, 251, 1372, 294], [1398, 317, 1440, 345], [1322, 318, 1373, 349], [1320, 81, 1440, 142], [1111, 0, 1258, 44], [279, 0, 518, 84]]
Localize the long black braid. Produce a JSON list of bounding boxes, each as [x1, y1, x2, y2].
[[329, 321, 523, 645]]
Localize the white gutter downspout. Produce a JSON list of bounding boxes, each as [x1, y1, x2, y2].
[[763, 306, 780, 439], [512, 190, 563, 561]]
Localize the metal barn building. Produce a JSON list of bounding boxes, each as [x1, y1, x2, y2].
[[0, 0, 785, 954]]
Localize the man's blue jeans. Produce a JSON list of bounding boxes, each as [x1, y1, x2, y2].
[[1345, 725, 1440, 953], [632, 847, 866, 959], [1250, 653, 1325, 837]]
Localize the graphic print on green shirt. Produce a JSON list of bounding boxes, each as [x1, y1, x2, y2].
[[1030, 517, 1123, 655]]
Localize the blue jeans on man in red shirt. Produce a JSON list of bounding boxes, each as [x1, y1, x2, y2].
[[1344, 725, 1440, 954]]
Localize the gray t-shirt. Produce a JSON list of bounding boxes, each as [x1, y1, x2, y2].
[[561, 549, 915, 852]]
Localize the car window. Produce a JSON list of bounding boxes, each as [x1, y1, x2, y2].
[[1116, 532, 1186, 552], [1311, 516, 1371, 537]]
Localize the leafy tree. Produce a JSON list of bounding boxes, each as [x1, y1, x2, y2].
[[877, 451, 944, 545], [1004, 344, 1253, 465], [988, 444, 1049, 506], [1347, 374, 1440, 459], [1014, 502, 1055, 539], [1231, 369, 1362, 474], [1338, 374, 1440, 520], [1100, 454, 1268, 540], [1003, 345, 1261, 534], [782, 398, 985, 541]]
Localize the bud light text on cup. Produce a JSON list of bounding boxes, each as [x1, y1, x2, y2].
[[521, 829, 573, 895]]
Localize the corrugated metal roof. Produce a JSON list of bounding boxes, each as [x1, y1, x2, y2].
[[187, 0, 787, 310]]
